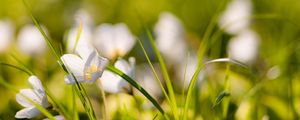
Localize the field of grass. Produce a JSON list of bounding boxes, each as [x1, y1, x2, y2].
[[1, 0, 300, 119]]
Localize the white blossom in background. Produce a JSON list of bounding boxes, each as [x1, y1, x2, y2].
[[66, 9, 93, 52], [175, 53, 205, 90], [154, 12, 187, 64], [99, 57, 135, 93], [219, 0, 252, 34], [94, 23, 136, 60], [17, 24, 47, 55], [15, 76, 49, 119], [136, 64, 163, 99], [61, 42, 109, 84], [0, 19, 14, 53], [228, 29, 259, 64]]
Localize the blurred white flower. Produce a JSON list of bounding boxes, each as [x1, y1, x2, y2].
[[0, 19, 14, 53], [61, 42, 109, 84], [66, 9, 93, 52], [219, 0, 252, 34], [228, 29, 259, 64], [94, 23, 136, 59], [136, 63, 163, 99], [99, 57, 135, 93], [15, 76, 49, 119], [155, 12, 187, 64], [17, 24, 47, 55]]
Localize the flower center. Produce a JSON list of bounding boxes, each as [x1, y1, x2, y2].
[[84, 64, 100, 80]]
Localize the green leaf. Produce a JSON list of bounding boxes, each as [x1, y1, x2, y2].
[[212, 91, 230, 109], [106, 65, 168, 119]]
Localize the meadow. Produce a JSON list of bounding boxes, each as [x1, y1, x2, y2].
[[0, 0, 300, 119]]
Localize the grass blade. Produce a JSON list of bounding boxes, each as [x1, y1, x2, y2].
[[146, 30, 179, 120], [106, 65, 168, 119], [136, 37, 171, 107]]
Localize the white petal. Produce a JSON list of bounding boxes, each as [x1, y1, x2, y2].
[[75, 41, 95, 61], [28, 76, 45, 94], [17, 89, 43, 106], [66, 27, 92, 53], [94, 24, 116, 59], [100, 70, 127, 93], [64, 75, 85, 84], [228, 29, 259, 63], [84, 51, 109, 83], [16, 89, 33, 108], [0, 19, 14, 53], [114, 23, 136, 57], [61, 54, 84, 77], [115, 58, 135, 77], [218, 0, 252, 34], [17, 24, 47, 55], [15, 107, 41, 119], [154, 12, 187, 64]]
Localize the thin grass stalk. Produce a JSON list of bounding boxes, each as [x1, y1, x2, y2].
[[136, 37, 171, 107], [106, 65, 168, 119], [146, 30, 179, 119]]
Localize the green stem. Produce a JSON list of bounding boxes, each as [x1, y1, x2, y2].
[[106, 65, 168, 119]]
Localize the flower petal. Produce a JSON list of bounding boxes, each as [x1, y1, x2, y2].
[[61, 54, 84, 77], [114, 23, 136, 57], [16, 89, 42, 107], [16, 89, 34, 107], [84, 51, 109, 83], [64, 75, 85, 84], [75, 40, 95, 61], [15, 107, 40, 119], [94, 23, 116, 59], [28, 75, 45, 94], [100, 70, 127, 93]]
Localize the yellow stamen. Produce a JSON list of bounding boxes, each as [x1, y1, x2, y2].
[[84, 64, 100, 80]]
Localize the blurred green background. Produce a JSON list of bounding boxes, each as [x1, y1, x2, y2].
[[1, 0, 300, 119]]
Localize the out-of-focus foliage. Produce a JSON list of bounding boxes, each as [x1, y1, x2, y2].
[[1, 0, 300, 119]]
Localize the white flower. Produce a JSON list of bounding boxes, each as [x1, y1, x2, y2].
[[94, 23, 136, 59], [15, 76, 49, 119], [154, 12, 187, 64], [228, 29, 259, 64], [136, 63, 163, 99], [61, 42, 109, 84], [219, 0, 252, 34], [0, 19, 14, 53], [17, 24, 47, 55], [99, 57, 135, 93], [65, 9, 93, 52]]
